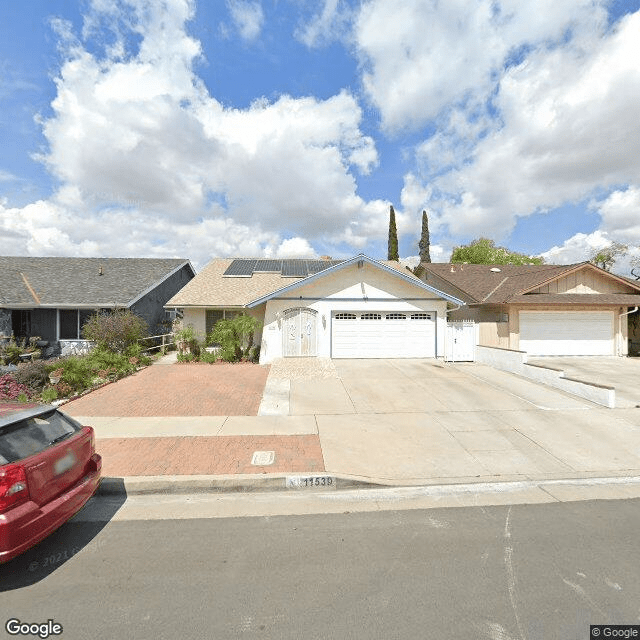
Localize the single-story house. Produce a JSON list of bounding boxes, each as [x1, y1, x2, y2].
[[165, 254, 465, 364], [414, 261, 640, 357], [0, 256, 195, 356]]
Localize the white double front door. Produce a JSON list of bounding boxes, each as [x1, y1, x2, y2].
[[282, 308, 318, 357]]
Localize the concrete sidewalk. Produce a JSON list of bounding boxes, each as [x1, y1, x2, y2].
[[78, 406, 640, 496]]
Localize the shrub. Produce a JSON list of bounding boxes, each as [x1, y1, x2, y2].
[[0, 374, 31, 401], [0, 338, 22, 366], [54, 381, 73, 398], [82, 309, 148, 353], [58, 356, 95, 392], [13, 360, 49, 393], [199, 349, 219, 364], [175, 325, 201, 358], [41, 387, 58, 403], [208, 315, 261, 362]]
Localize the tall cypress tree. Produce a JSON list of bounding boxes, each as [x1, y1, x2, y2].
[[387, 205, 399, 261], [418, 210, 431, 263]]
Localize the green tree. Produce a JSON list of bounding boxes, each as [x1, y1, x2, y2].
[[208, 315, 262, 362], [418, 210, 431, 263], [387, 205, 399, 261], [590, 242, 628, 271], [450, 238, 544, 265]]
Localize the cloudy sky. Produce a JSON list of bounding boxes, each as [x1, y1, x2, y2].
[[1, 0, 639, 272]]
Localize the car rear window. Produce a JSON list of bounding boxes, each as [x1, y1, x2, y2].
[[0, 410, 81, 464]]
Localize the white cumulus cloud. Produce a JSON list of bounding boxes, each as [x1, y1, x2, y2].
[[0, 0, 388, 268], [227, 0, 264, 41]]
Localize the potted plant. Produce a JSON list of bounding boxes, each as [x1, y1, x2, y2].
[[49, 368, 64, 384]]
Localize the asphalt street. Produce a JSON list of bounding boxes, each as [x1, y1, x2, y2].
[[2, 497, 639, 640]]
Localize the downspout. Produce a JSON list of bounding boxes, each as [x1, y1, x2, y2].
[[618, 306, 638, 356]]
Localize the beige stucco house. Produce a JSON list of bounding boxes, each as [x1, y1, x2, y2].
[[165, 255, 465, 364], [415, 261, 640, 356]]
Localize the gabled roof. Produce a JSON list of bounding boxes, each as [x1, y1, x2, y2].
[[167, 255, 465, 308], [247, 254, 465, 307], [166, 258, 307, 307], [418, 261, 640, 305], [0, 257, 194, 307]]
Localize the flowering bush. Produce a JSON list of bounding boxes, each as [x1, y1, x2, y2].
[[0, 374, 31, 401], [53, 381, 73, 398]]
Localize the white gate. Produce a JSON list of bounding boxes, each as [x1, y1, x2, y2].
[[445, 321, 476, 361], [282, 308, 318, 357]]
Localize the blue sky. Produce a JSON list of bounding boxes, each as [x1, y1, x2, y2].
[[1, 0, 639, 271]]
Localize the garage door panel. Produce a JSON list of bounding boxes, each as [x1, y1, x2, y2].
[[519, 311, 613, 356], [332, 312, 435, 358]]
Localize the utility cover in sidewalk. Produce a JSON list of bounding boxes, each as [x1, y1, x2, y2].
[[251, 450, 275, 466]]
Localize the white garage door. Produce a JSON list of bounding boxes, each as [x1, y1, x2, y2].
[[519, 311, 614, 356], [331, 311, 436, 358]]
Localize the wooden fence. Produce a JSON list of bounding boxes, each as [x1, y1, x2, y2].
[[138, 333, 175, 354]]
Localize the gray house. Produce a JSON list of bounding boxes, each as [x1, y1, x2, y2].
[[0, 257, 195, 356]]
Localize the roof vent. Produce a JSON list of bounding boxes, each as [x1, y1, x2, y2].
[[98, 265, 104, 276], [490, 267, 501, 273]]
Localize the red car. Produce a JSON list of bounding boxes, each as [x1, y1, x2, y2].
[[0, 403, 101, 563]]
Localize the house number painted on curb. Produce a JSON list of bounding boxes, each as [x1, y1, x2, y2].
[[286, 476, 335, 489]]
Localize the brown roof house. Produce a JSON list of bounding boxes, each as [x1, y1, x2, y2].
[[415, 261, 640, 357], [165, 255, 465, 364], [0, 257, 195, 357]]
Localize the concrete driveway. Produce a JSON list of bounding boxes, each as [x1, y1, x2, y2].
[[287, 358, 597, 415], [259, 358, 640, 483], [527, 356, 640, 408]]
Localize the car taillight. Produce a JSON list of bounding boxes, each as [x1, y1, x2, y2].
[[0, 464, 29, 513], [87, 426, 95, 452]]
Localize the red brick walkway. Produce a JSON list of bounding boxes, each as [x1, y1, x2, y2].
[[63, 363, 270, 417], [96, 435, 325, 476]]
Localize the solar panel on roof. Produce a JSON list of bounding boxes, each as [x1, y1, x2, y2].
[[282, 260, 308, 277], [306, 260, 330, 274], [254, 259, 282, 272], [223, 259, 257, 276]]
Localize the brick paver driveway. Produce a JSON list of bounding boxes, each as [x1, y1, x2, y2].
[[63, 363, 270, 417]]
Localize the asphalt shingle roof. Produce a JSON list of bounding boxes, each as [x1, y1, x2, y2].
[[166, 257, 425, 308], [419, 262, 640, 304], [508, 293, 640, 305], [0, 257, 191, 307]]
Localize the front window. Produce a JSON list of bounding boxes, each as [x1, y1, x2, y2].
[[205, 309, 240, 337], [59, 309, 95, 340]]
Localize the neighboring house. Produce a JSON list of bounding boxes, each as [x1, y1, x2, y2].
[[415, 261, 640, 356], [0, 257, 195, 356], [165, 254, 465, 364]]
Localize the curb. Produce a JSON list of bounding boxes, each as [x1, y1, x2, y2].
[[97, 474, 384, 495], [97, 473, 640, 497]]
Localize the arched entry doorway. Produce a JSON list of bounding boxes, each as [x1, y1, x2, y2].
[[282, 308, 318, 357]]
